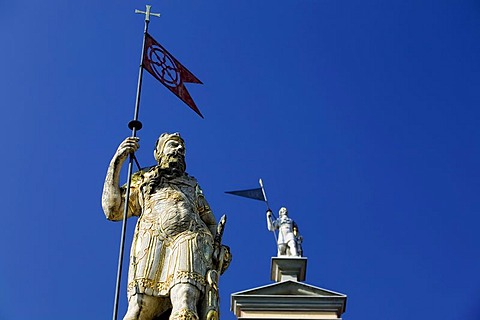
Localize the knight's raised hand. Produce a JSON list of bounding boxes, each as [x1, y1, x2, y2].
[[115, 137, 140, 161], [266, 209, 272, 218]]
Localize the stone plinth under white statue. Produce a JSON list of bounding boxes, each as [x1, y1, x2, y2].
[[270, 257, 307, 282]]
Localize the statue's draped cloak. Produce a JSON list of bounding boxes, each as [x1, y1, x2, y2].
[[124, 171, 214, 298]]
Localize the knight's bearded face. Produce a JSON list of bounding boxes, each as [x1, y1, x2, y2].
[[157, 139, 186, 173]]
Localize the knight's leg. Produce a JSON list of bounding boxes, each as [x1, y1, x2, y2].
[[123, 293, 161, 320], [277, 244, 286, 256], [169, 283, 201, 320], [287, 240, 298, 256]]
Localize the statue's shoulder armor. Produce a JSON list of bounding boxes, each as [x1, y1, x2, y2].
[[121, 165, 156, 188]]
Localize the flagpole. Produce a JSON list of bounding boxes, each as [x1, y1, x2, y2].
[[112, 5, 160, 320], [259, 178, 270, 211], [259, 179, 278, 243]]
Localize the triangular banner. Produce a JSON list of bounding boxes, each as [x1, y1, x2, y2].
[[143, 32, 204, 118], [225, 188, 266, 202]]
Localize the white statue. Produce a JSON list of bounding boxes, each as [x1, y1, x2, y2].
[[102, 133, 231, 320], [266, 207, 302, 257]]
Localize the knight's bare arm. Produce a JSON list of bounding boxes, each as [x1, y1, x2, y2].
[[102, 137, 139, 221], [266, 209, 276, 231]]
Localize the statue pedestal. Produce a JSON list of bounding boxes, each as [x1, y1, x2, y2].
[[270, 257, 307, 282]]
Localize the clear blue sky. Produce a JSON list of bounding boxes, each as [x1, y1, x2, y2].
[[0, 0, 479, 319]]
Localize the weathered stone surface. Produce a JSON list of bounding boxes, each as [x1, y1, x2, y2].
[[102, 133, 231, 320]]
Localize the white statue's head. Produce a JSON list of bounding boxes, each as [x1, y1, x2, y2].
[[279, 207, 288, 217], [154, 132, 186, 172]]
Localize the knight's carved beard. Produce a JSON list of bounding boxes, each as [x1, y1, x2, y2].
[[158, 152, 186, 176], [143, 153, 186, 194]]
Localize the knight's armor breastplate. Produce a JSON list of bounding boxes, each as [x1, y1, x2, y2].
[[277, 216, 295, 244], [279, 217, 293, 231], [141, 178, 209, 240], [127, 175, 214, 298]]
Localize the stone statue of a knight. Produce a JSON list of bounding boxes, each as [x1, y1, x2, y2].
[[102, 133, 231, 320], [266, 207, 303, 257]]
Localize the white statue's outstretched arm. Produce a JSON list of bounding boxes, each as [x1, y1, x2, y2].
[[102, 137, 140, 221], [266, 209, 276, 231]]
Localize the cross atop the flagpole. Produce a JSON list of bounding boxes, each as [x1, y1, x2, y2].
[[135, 4, 160, 22]]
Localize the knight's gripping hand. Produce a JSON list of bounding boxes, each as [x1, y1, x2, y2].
[[114, 137, 140, 162]]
